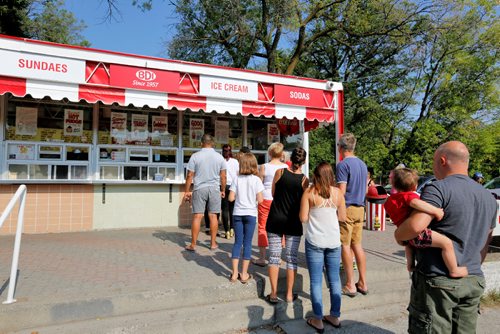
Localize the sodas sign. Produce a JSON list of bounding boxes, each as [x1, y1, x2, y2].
[[110, 64, 179, 93], [275, 84, 324, 108]]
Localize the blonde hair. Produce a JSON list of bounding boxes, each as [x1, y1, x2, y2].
[[239, 153, 259, 176], [268, 142, 284, 159]]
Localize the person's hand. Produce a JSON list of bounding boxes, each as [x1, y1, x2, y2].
[[434, 208, 444, 221], [183, 192, 192, 203], [220, 191, 225, 199]]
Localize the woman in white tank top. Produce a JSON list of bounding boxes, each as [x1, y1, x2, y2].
[[253, 143, 287, 267], [299, 162, 347, 331]]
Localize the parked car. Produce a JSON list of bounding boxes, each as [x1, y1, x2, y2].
[[416, 175, 437, 194], [484, 177, 500, 237]]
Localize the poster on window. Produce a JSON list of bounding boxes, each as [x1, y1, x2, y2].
[[215, 120, 229, 144], [63, 109, 83, 136], [131, 114, 149, 141], [111, 112, 127, 144], [189, 118, 204, 146], [267, 124, 280, 145], [15, 107, 38, 136]]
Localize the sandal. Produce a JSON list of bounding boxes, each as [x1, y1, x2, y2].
[[306, 318, 324, 333], [286, 293, 298, 303], [251, 259, 267, 267], [355, 282, 369, 295], [184, 245, 195, 252], [239, 273, 253, 284], [342, 287, 357, 298], [229, 273, 240, 283], [265, 294, 279, 304], [323, 316, 341, 328]]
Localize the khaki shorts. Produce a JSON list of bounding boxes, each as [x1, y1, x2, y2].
[[340, 206, 365, 246]]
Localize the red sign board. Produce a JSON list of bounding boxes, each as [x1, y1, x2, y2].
[[110, 64, 179, 93], [275, 84, 324, 108]]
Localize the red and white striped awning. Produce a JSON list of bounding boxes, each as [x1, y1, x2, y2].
[[0, 35, 343, 123]]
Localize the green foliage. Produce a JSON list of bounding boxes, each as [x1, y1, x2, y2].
[[27, 0, 90, 46], [0, 0, 30, 37]]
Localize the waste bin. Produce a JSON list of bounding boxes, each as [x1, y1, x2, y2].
[[365, 185, 388, 231]]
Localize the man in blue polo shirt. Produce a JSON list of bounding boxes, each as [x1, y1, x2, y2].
[[336, 133, 368, 297], [184, 134, 227, 251]]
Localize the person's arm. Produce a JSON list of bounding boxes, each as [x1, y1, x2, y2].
[[219, 169, 227, 198], [299, 188, 311, 223], [394, 210, 433, 242], [256, 191, 264, 204], [336, 188, 347, 223], [259, 164, 265, 181], [338, 183, 347, 195], [228, 190, 236, 202], [183, 170, 194, 202], [409, 198, 444, 221], [271, 168, 284, 197], [480, 229, 493, 263]]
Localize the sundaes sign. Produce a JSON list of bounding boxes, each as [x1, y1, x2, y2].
[[199, 75, 258, 101], [0, 49, 85, 83], [110, 64, 179, 93]]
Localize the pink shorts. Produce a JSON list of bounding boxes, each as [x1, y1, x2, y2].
[[408, 228, 433, 248]]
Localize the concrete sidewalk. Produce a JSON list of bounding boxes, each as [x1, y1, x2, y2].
[[0, 222, 499, 333]]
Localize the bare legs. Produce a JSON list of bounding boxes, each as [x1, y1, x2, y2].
[[341, 243, 367, 293], [187, 212, 218, 250]]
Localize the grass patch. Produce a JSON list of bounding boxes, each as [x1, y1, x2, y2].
[[481, 289, 500, 307]]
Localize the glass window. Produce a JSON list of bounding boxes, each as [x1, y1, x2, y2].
[[98, 106, 177, 147], [182, 112, 242, 149], [247, 117, 303, 151], [6, 97, 92, 144]]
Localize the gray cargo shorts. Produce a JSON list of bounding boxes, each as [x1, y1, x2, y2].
[[192, 186, 221, 214]]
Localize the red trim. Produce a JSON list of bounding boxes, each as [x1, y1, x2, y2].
[[0, 76, 26, 96], [168, 94, 206, 111], [242, 101, 275, 117], [306, 107, 334, 122], [79, 85, 125, 105]]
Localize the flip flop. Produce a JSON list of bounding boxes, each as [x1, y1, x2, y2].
[[265, 294, 279, 304], [323, 316, 341, 328], [355, 282, 369, 295], [251, 259, 267, 267], [184, 245, 195, 252], [239, 273, 253, 284], [306, 318, 325, 333], [286, 293, 298, 303], [342, 287, 358, 298], [209, 244, 219, 251], [229, 273, 240, 283]]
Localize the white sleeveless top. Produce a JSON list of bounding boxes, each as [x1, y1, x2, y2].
[[262, 162, 287, 200], [305, 189, 341, 249]]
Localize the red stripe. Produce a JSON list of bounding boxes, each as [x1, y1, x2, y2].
[[242, 101, 275, 117], [0, 76, 26, 96], [79, 85, 125, 105], [168, 94, 206, 111], [306, 107, 334, 122]]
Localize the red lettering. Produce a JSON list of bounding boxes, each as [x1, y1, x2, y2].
[[17, 58, 69, 73]]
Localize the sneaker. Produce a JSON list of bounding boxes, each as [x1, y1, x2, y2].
[[225, 231, 231, 239], [230, 228, 234, 237], [353, 261, 358, 271]]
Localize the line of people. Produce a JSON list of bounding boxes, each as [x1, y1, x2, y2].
[[182, 133, 497, 334]]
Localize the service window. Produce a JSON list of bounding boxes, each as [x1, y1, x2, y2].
[[98, 106, 177, 147], [5, 97, 93, 144], [182, 112, 243, 149]]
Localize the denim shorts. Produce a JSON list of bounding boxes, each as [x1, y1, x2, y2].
[[192, 186, 221, 214]]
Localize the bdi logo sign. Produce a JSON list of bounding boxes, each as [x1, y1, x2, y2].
[[110, 64, 179, 93], [136, 70, 156, 81]]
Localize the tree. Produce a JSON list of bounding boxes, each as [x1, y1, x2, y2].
[[0, 0, 31, 37], [26, 0, 90, 46]]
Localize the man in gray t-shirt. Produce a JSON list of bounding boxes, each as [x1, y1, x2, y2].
[[395, 141, 497, 333], [184, 134, 227, 252]]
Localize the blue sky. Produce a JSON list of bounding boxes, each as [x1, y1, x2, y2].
[[64, 0, 178, 58]]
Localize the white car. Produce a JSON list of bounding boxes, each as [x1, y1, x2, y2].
[[484, 177, 500, 237]]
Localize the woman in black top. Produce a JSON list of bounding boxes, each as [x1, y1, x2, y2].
[[265, 147, 309, 304]]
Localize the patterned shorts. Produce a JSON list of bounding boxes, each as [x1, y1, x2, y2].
[[409, 228, 432, 248]]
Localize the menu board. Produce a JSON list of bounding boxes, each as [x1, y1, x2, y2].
[[189, 118, 204, 147], [64, 109, 83, 136], [267, 124, 280, 145], [111, 112, 127, 144], [215, 120, 229, 144], [16, 107, 38, 136]]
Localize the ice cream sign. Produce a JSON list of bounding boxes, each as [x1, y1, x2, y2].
[[200, 75, 258, 101], [0, 49, 85, 83], [110, 64, 180, 93]]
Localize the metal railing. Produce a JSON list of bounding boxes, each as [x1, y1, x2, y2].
[[0, 184, 27, 304]]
